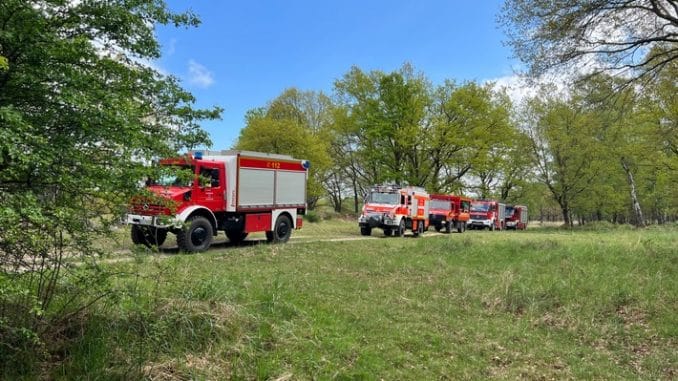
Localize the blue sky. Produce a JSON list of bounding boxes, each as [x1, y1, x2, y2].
[[154, 1, 518, 149]]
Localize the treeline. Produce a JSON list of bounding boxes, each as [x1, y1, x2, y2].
[[234, 63, 678, 227]]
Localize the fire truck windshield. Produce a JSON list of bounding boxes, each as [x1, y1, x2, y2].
[[505, 206, 515, 216], [368, 192, 400, 205], [470, 203, 490, 212], [430, 199, 451, 210], [149, 165, 195, 187]]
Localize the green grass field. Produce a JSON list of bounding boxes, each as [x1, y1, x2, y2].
[[48, 220, 678, 379]]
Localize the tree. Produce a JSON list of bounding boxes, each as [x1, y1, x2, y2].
[[430, 81, 516, 195], [500, 0, 678, 84], [0, 0, 219, 372], [334, 64, 431, 186], [234, 89, 333, 209], [522, 86, 604, 226]]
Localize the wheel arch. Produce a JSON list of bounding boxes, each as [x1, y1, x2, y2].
[[271, 209, 298, 230], [178, 206, 218, 234]]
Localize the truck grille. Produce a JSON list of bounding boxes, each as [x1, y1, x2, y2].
[[130, 196, 172, 216]]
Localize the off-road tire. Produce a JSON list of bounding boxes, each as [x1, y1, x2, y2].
[[445, 221, 452, 234], [177, 216, 213, 253], [434, 225, 442, 232], [383, 228, 392, 236], [396, 219, 406, 237], [131, 225, 167, 247], [360, 226, 372, 236], [268, 214, 292, 243]]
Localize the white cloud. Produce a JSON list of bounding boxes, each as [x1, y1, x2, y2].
[[187, 59, 214, 88]]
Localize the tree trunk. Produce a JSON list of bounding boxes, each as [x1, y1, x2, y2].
[[620, 157, 645, 227], [352, 179, 360, 214], [560, 204, 571, 227]]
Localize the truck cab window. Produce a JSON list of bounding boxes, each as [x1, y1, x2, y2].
[[210, 168, 220, 187], [199, 167, 219, 188]]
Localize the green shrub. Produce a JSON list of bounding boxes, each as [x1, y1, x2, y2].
[[304, 211, 320, 223]]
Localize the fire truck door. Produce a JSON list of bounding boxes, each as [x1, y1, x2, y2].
[[197, 166, 225, 211]]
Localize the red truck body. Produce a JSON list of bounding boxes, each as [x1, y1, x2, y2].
[[428, 194, 472, 233], [468, 200, 506, 231], [127, 150, 309, 252], [505, 205, 528, 230]]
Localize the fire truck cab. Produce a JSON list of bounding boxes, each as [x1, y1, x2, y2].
[[358, 185, 430, 237]]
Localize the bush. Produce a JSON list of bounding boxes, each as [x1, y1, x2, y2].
[[304, 211, 320, 223]]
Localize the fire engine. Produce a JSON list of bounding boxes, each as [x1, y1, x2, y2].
[[358, 185, 430, 237], [468, 200, 506, 231], [429, 194, 472, 233], [126, 150, 309, 252], [505, 205, 528, 230]]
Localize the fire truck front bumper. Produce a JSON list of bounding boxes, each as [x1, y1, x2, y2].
[[359, 213, 398, 229], [506, 221, 517, 229], [126, 214, 181, 229], [469, 219, 492, 228]]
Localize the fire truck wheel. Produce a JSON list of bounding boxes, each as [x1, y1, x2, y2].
[[360, 226, 372, 236], [131, 225, 167, 247], [226, 231, 248, 243], [177, 216, 213, 252], [456, 222, 463, 233], [434, 225, 441, 232], [269, 215, 292, 243], [413, 221, 424, 237], [445, 222, 452, 234], [383, 228, 392, 236], [396, 220, 406, 237]]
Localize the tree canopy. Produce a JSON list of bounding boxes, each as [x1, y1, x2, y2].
[[500, 0, 678, 83]]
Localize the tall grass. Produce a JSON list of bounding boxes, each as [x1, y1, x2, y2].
[[20, 224, 678, 379]]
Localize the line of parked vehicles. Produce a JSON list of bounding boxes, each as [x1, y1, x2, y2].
[[126, 150, 528, 253], [358, 184, 528, 237]]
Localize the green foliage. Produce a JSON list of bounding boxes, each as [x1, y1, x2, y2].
[[334, 64, 432, 186], [234, 88, 332, 209], [303, 210, 320, 223], [0, 0, 218, 370], [432, 81, 517, 194], [332, 65, 519, 197]]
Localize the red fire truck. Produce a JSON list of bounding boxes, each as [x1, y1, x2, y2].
[[358, 185, 430, 237], [468, 200, 506, 231], [429, 194, 472, 233], [127, 150, 309, 252], [505, 205, 528, 230]]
